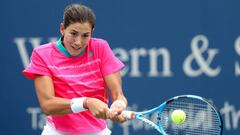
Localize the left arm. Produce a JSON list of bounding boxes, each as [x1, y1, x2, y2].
[[104, 71, 127, 122]]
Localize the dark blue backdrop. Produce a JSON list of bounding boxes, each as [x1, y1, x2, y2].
[[0, 0, 239, 134]]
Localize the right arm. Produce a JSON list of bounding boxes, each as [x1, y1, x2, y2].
[[34, 75, 72, 115], [34, 75, 109, 118]]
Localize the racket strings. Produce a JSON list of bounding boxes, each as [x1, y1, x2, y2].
[[161, 97, 221, 135]]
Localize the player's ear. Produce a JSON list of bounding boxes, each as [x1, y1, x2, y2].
[[60, 23, 65, 36], [91, 28, 95, 34]]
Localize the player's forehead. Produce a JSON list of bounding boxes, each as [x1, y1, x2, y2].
[[66, 22, 92, 34]]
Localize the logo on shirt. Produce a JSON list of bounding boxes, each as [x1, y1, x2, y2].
[[89, 51, 94, 57]]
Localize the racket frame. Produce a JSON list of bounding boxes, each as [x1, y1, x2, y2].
[[122, 95, 223, 135]]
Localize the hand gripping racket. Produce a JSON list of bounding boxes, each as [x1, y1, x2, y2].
[[122, 95, 223, 135]]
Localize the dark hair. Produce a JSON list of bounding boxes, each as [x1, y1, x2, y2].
[[63, 3, 96, 29]]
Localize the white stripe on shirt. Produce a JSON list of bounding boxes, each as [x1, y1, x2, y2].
[[56, 69, 100, 78], [48, 59, 101, 70]]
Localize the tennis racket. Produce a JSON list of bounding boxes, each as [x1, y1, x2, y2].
[[122, 95, 223, 135]]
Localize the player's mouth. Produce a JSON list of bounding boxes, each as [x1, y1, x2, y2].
[[71, 45, 82, 50]]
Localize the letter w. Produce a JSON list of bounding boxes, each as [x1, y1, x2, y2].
[[14, 37, 42, 68]]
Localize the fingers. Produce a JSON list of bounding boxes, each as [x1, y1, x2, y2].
[[92, 105, 127, 122], [86, 98, 128, 122], [92, 107, 109, 119], [111, 114, 127, 123], [109, 100, 126, 117], [108, 106, 123, 118], [108, 100, 127, 123], [87, 98, 110, 119]]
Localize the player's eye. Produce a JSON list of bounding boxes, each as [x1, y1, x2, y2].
[[83, 34, 89, 38], [71, 32, 78, 36]]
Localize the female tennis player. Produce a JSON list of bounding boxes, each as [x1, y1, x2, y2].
[[23, 3, 127, 135]]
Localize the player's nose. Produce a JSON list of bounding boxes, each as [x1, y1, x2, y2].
[[75, 37, 84, 46]]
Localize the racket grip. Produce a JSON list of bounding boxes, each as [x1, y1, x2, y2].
[[122, 110, 135, 119]]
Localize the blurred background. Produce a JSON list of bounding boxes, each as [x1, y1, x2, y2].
[[0, 0, 239, 134]]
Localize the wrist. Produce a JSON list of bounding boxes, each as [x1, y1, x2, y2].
[[83, 98, 89, 109], [70, 97, 87, 113]]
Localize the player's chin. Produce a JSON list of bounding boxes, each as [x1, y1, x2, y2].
[[69, 50, 82, 56]]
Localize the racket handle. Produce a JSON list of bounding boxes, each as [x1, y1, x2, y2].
[[122, 110, 135, 119]]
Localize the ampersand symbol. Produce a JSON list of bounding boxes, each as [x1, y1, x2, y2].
[[183, 35, 221, 77]]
